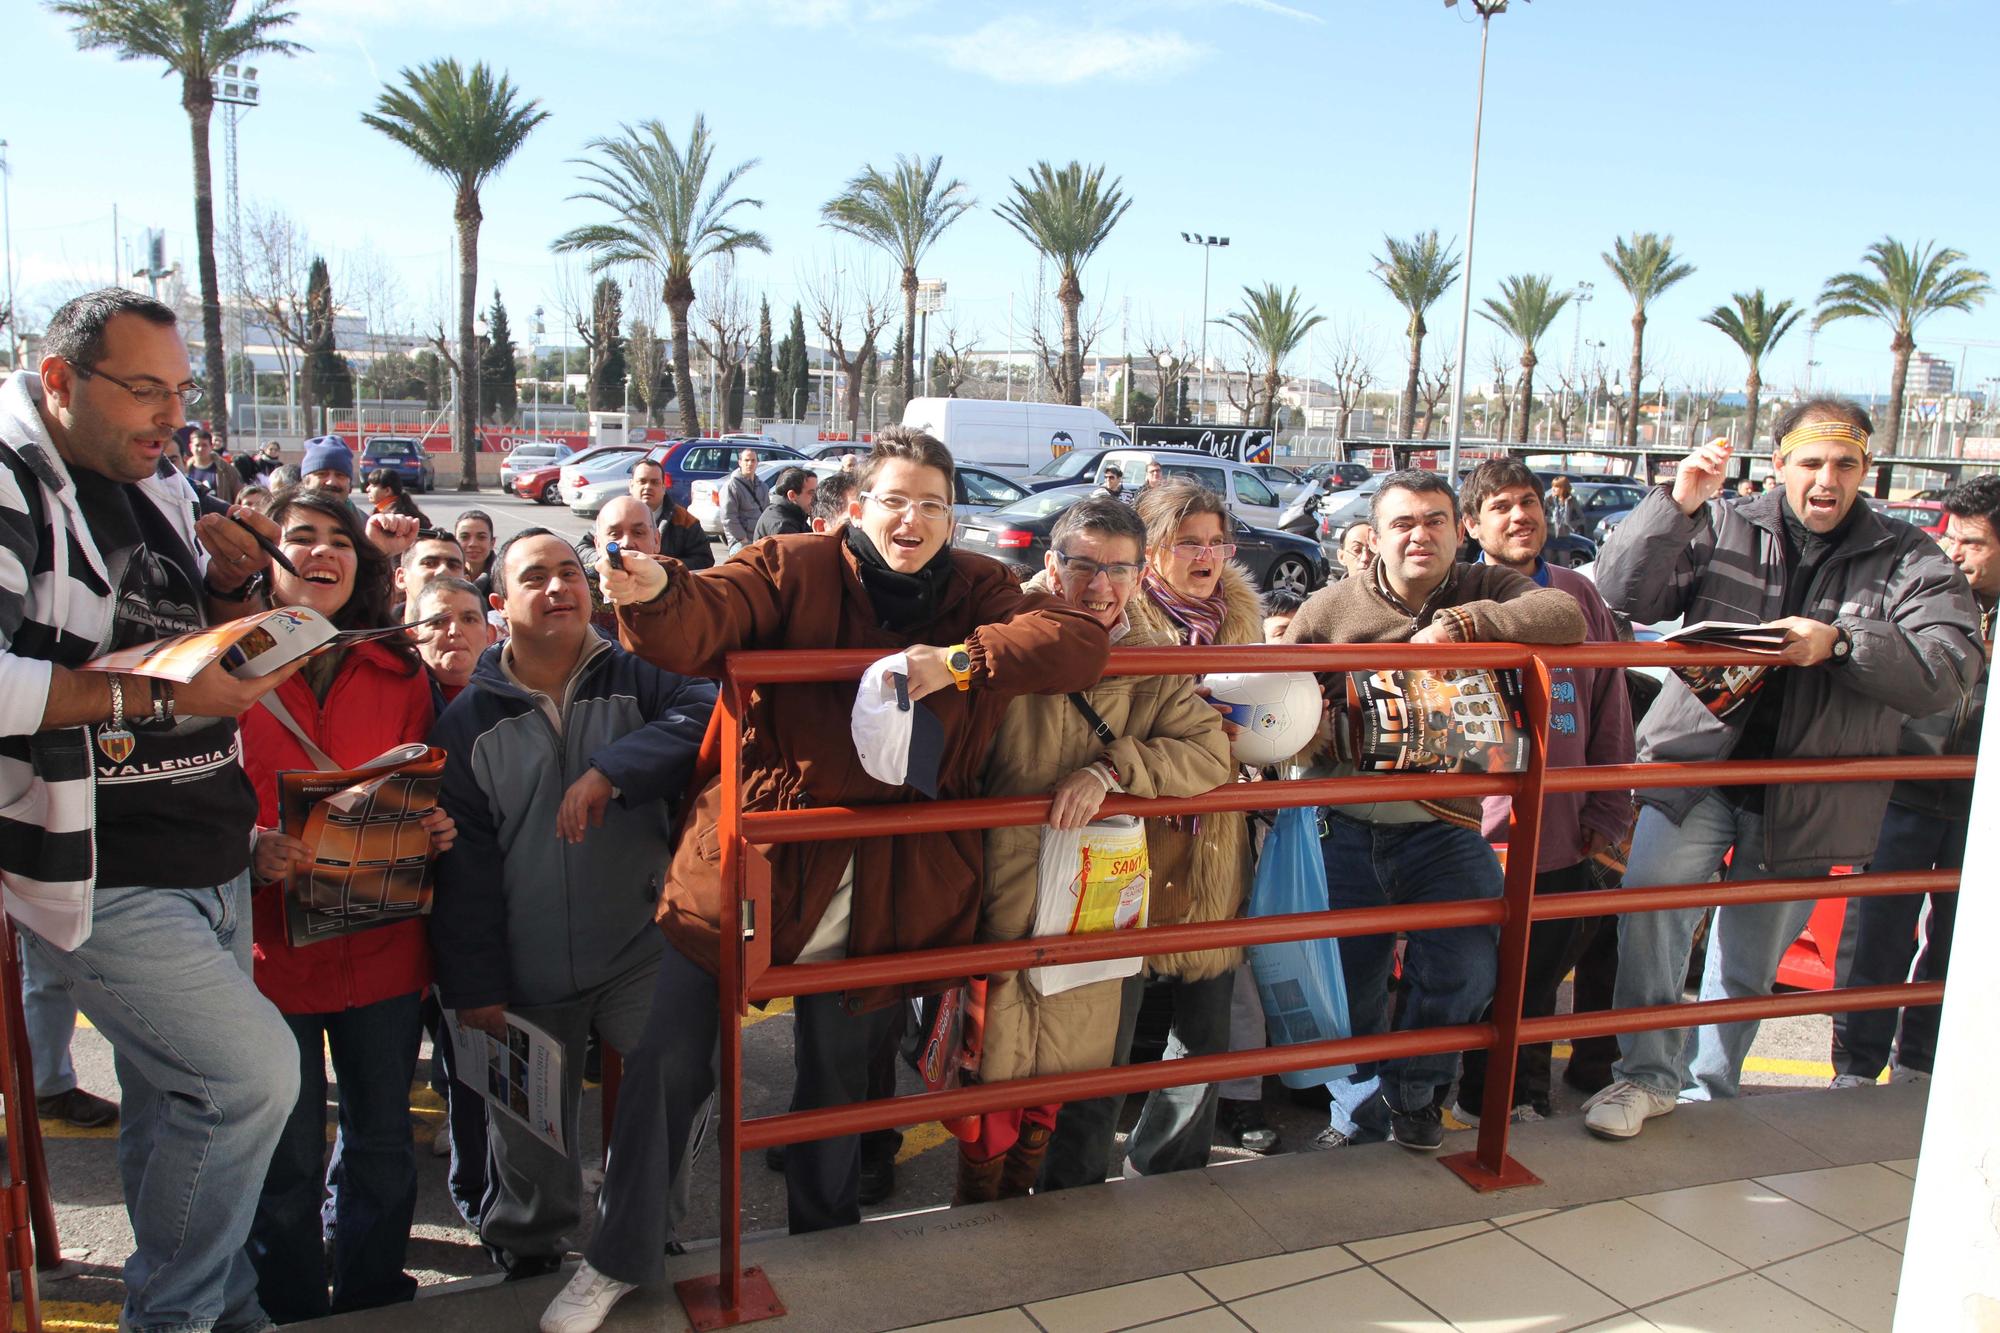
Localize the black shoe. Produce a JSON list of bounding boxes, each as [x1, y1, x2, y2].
[[858, 1156, 896, 1206], [503, 1255, 563, 1282], [1562, 1063, 1614, 1096], [582, 1030, 603, 1084], [665, 1239, 687, 1257], [764, 1145, 785, 1173], [1389, 1100, 1445, 1152], [37, 1087, 118, 1129], [1217, 1099, 1280, 1155]]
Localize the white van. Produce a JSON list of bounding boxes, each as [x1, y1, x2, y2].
[[900, 398, 1129, 475]]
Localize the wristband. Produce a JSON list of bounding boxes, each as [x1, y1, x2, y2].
[[150, 677, 169, 724]]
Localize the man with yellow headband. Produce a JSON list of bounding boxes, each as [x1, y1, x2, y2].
[[1582, 397, 1980, 1141]]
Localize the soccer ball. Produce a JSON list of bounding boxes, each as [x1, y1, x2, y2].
[[1202, 670, 1322, 767]]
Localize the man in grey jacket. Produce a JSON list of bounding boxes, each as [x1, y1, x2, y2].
[[719, 448, 768, 552], [429, 530, 715, 1277], [1584, 399, 1980, 1140]]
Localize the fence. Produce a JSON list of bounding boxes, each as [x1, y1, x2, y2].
[[676, 638, 1969, 1329]]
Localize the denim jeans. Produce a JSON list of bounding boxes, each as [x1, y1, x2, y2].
[[18, 935, 79, 1098], [1040, 969, 1235, 1190], [1612, 795, 1817, 1100], [17, 874, 298, 1333], [422, 994, 488, 1229], [1320, 812, 1502, 1114], [1457, 860, 1593, 1114], [249, 991, 423, 1323], [1832, 801, 1963, 1078]]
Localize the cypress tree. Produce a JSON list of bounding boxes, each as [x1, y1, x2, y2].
[[753, 297, 776, 420], [304, 256, 353, 424], [480, 289, 519, 424]]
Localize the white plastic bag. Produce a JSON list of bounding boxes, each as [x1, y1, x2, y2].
[[1026, 814, 1150, 997]]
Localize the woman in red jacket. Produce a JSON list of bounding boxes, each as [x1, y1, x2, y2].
[[240, 487, 455, 1323]]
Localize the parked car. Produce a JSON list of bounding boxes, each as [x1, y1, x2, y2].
[[1250, 462, 1309, 502], [688, 459, 843, 535], [359, 436, 436, 493], [1021, 446, 1125, 493], [654, 438, 806, 506], [1093, 450, 1288, 528], [1570, 481, 1652, 543], [954, 465, 1032, 521], [559, 445, 654, 515], [954, 484, 1327, 598], [499, 440, 574, 492], [902, 397, 1128, 474], [1297, 460, 1373, 492], [513, 441, 644, 504], [1878, 499, 1947, 537]]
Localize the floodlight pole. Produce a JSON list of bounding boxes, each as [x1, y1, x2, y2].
[[1444, 1, 1510, 478]]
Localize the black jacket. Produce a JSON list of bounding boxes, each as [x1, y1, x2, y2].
[[752, 498, 811, 540]]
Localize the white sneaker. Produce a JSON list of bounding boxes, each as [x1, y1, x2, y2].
[[1829, 1073, 1876, 1089], [1581, 1080, 1677, 1140], [541, 1261, 637, 1333], [1889, 1065, 1931, 1085]]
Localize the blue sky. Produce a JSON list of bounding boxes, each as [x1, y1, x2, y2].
[[7, 0, 1998, 399]]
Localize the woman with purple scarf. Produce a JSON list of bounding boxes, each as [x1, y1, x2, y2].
[[1040, 479, 1267, 1188]]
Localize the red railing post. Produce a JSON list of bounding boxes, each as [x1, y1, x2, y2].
[[0, 920, 45, 1330], [1444, 656, 1550, 1191], [676, 679, 785, 1330]]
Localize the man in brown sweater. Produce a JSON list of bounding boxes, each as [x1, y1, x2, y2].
[[1283, 469, 1585, 1151]]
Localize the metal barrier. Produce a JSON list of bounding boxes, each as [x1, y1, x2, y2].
[[675, 639, 1971, 1329]]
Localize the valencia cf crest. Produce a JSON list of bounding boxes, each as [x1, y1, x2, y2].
[[97, 724, 136, 765]]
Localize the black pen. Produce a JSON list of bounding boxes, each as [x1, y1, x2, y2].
[[195, 489, 300, 576]]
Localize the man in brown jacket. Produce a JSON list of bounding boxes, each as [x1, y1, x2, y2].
[[1283, 469, 1585, 1152], [543, 429, 1110, 1333]]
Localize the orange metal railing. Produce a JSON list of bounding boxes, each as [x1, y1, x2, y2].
[[673, 640, 1971, 1329]]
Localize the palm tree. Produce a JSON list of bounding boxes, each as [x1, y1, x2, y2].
[[364, 59, 546, 491], [995, 162, 1131, 406], [822, 155, 974, 410], [1479, 274, 1572, 444], [1603, 232, 1695, 447], [1220, 284, 1324, 430], [1372, 230, 1460, 440], [554, 117, 768, 437], [1701, 290, 1803, 453], [49, 0, 304, 450], [1817, 237, 1992, 455]]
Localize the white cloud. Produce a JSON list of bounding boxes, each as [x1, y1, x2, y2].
[[918, 16, 1207, 85]]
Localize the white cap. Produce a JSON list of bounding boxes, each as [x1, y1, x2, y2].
[[851, 652, 943, 797]]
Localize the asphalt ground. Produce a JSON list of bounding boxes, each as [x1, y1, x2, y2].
[[19, 488, 1876, 1328]]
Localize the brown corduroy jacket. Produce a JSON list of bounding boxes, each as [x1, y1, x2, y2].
[[616, 532, 1111, 1011]]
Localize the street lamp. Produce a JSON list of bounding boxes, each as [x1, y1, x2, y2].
[[915, 279, 947, 399], [1441, 0, 1520, 479], [1563, 280, 1593, 434], [214, 65, 260, 432], [1181, 233, 1229, 424]]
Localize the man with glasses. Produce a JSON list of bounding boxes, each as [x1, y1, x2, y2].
[[719, 448, 768, 554], [1283, 469, 1586, 1152], [0, 288, 304, 1333], [540, 427, 1110, 1332]]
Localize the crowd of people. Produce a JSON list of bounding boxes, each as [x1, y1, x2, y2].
[[0, 288, 1986, 1333]]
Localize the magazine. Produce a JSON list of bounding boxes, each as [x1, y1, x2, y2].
[[1660, 621, 1788, 718], [447, 1012, 567, 1156], [276, 743, 446, 947], [81, 605, 442, 684], [1345, 667, 1531, 773]]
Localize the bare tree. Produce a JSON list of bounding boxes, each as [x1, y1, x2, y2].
[[1416, 350, 1456, 440], [1324, 323, 1381, 439], [344, 243, 406, 379], [1141, 327, 1189, 426], [1485, 340, 1514, 443], [1551, 362, 1590, 444], [1022, 275, 1109, 404], [240, 202, 317, 426], [928, 315, 979, 398], [804, 258, 896, 440], [1222, 339, 1265, 426], [695, 259, 755, 432]]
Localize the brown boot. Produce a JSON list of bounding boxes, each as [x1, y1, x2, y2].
[[998, 1122, 1052, 1199], [954, 1144, 1006, 1205]]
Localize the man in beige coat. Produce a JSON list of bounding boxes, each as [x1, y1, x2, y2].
[[964, 495, 1233, 1201]]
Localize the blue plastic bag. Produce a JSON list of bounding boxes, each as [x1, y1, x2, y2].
[[1246, 804, 1356, 1088]]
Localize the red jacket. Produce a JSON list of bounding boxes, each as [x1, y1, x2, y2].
[[243, 638, 436, 1014]]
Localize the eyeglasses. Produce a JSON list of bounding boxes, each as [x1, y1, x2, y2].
[[861, 491, 953, 522], [71, 364, 205, 411], [1169, 541, 1237, 560], [1055, 552, 1141, 586]]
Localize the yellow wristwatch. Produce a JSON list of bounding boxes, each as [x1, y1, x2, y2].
[[945, 642, 973, 692]]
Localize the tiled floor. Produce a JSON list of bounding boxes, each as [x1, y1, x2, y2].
[[889, 1160, 1911, 1333]]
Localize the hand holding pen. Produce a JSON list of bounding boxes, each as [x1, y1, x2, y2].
[[192, 489, 297, 583]]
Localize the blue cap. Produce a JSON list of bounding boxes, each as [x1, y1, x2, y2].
[[300, 436, 354, 480]]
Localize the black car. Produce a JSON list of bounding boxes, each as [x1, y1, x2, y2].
[[954, 484, 1328, 599], [1298, 460, 1373, 491], [1019, 447, 1124, 493]]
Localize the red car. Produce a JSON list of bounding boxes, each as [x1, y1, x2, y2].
[[1879, 499, 1947, 537], [512, 462, 566, 504]]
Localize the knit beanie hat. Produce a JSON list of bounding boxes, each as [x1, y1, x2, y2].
[[300, 436, 354, 480]]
